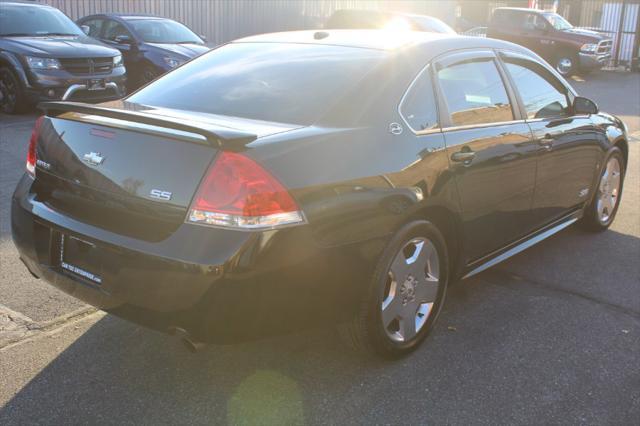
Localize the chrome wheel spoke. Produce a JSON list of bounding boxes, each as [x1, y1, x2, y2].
[[610, 172, 621, 193], [406, 240, 429, 279], [390, 252, 411, 281], [414, 280, 438, 303], [382, 294, 402, 327], [597, 199, 607, 219], [400, 310, 418, 341]]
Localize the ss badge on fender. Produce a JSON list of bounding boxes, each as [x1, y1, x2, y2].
[[149, 189, 172, 201]]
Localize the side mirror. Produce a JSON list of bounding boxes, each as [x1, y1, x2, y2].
[[80, 25, 90, 35], [114, 34, 133, 45], [573, 96, 598, 115], [199, 34, 207, 43]]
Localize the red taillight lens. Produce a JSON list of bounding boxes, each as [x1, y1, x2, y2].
[[26, 116, 44, 177], [188, 151, 305, 229]]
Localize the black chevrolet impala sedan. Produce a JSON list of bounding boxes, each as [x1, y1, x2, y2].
[[12, 31, 628, 357]]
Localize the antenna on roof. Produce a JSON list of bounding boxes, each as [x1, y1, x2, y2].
[[314, 31, 329, 40]]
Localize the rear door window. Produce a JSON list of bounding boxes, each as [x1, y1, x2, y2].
[[400, 67, 439, 132], [503, 58, 570, 119], [436, 59, 514, 127]]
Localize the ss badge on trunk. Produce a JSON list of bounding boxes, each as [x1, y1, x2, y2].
[[149, 189, 172, 201]]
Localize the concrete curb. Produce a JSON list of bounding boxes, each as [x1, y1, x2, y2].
[[0, 304, 96, 349]]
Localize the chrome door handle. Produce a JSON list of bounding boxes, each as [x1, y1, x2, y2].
[[451, 150, 476, 162], [539, 135, 554, 149]]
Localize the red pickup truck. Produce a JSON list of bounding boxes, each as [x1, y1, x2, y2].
[[487, 7, 612, 76]]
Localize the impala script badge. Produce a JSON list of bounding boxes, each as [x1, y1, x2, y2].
[[83, 152, 105, 166]]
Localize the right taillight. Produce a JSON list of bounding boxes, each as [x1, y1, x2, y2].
[[26, 116, 44, 178], [187, 151, 305, 230]]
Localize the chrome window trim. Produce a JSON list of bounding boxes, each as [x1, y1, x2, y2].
[[440, 119, 527, 133], [397, 63, 442, 136]]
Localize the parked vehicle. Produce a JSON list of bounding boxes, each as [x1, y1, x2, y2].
[[77, 13, 208, 91], [487, 7, 612, 77], [12, 31, 628, 357], [0, 1, 126, 114], [462, 26, 487, 38], [326, 9, 456, 34]]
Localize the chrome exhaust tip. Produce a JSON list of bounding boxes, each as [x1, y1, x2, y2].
[[181, 337, 206, 353], [168, 327, 206, 353]]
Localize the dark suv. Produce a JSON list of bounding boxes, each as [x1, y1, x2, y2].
[[0, 1, 126, 114], [487, 7, 612, 76]]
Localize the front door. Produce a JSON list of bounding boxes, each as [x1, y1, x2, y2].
[[434, 51, 538, 263], [499, 52, 602, 226]]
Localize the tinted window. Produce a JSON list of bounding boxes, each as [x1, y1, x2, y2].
[[127, 43, 385, 125], [102, 20, 132, 41], [436, 59, 513, 126], [400, 68, 439, 131], [81, 19, 104, 37], [523, 13, 547, 31], [128, 19, 202, 44], [543, 13, 573, 30], [503, 58, 570, 119], [0, 4, 83, 36]]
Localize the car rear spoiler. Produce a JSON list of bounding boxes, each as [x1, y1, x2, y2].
[[38, 101, 257, 151]]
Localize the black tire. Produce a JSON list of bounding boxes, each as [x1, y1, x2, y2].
[[339, 220, 449, 358], [555, 52, 579, 77], [579, 147, 625, 232], [0, 67, 27, 114]]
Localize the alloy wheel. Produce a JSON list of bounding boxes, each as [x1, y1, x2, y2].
[[556, 57, 573, 75], [381, 237, 440, 343], [597, 156, 621, 224]]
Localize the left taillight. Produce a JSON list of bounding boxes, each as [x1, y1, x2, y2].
[[187, 151, 305, 230], [26, 116, 44, 178]]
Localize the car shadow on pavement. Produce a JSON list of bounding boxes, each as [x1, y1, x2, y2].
[[1, 227, 639, 425]]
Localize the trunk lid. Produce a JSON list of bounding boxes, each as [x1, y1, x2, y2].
[[32, 102, 295, 241]]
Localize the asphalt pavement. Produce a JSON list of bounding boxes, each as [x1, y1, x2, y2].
[[0, 71, 639, 425]]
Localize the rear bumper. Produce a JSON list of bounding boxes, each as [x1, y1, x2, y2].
[[11, 175, 369, 342], [579, 52, 611, 70]]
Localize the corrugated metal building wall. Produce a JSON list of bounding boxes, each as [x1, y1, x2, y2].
[[40, 0, 457, 46]]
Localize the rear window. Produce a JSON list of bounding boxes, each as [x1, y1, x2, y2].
[[127, 42, 385, 125]]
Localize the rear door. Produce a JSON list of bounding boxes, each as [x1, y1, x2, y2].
[[434, 50, 538, 262], [498, 51, 602, 225]]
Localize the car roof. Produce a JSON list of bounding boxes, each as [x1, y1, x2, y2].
[[234, 30, 528, 55], [236, 30, 453, 51]]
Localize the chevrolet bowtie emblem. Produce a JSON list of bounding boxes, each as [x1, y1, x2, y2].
[[83, 152, 105, 166]]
